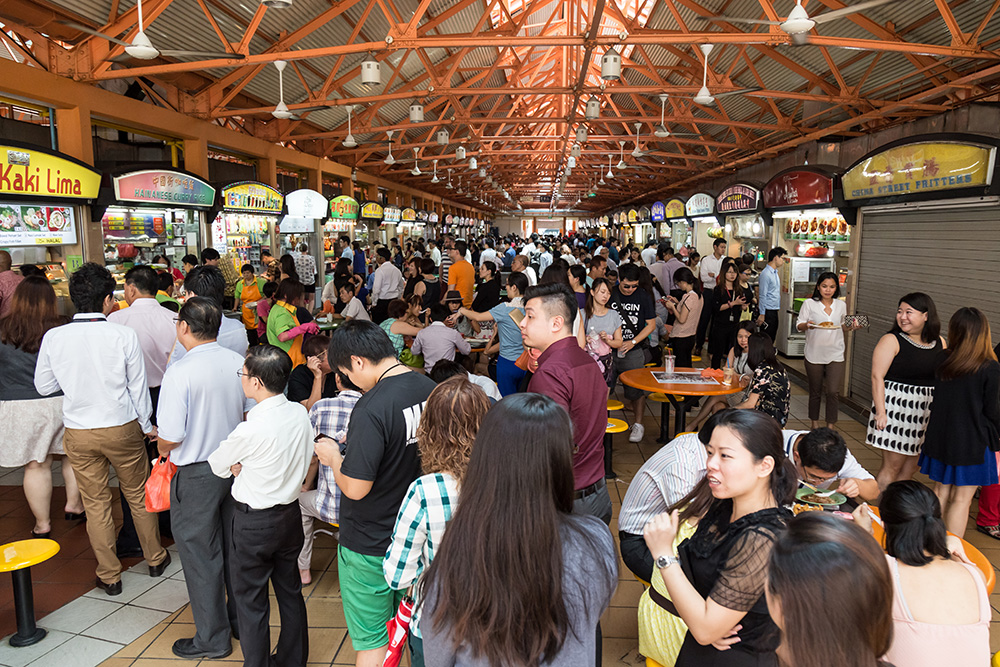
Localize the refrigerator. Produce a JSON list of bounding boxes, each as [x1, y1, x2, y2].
[[776, 256, 836, 356]]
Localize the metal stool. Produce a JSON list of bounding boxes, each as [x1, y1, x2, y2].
[[605, 418, 629, 479], [647, 392, 673, 444], [0, 539, 60, 647]]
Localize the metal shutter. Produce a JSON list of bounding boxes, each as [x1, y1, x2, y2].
[[849, 202, 1000, 406]]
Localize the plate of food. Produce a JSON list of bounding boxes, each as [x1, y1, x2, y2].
[[796, 487, 847, 507], [792, 502, 824, 516], [811, 321, 840, 329]]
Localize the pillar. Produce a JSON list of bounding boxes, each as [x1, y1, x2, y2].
[[54, 105, 97, 263], [183, 137, 209, 178]]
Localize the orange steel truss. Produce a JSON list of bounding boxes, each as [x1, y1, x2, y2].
[[3, 0, 1000, 212]]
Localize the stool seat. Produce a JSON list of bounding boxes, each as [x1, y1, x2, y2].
[[634, 573, 651, 587], [0, 539, 59, 573], [606, 418, 629, 434], [647, 659, 666, 667], [647, 393, 672, 403], [643, 362, 658, 368], [607, 399, 624, 411], [691, 355, 702, 362]]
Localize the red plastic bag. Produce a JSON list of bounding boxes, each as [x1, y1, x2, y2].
[[145, 455, 176, 513], [382, 596, 414, 667]]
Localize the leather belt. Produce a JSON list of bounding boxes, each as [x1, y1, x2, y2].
[[573, 477, 607, 500], [648, 584, 680, 617]]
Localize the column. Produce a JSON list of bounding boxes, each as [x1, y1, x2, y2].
[[54, 105, 97, 263]]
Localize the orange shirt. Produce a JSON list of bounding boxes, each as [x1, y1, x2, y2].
[[448, 259, 475, 307]]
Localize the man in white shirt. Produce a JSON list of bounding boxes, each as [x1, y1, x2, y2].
[[479, 238, 498, 270], [156, 297, 252, 659], [428, 238, 442, 267], [34, 263, 169, 596], [697, 238, 727, 349], [640, 241, 658, 268], [108, 264, 177, 557], [521, 234, 537, 261], [783, 428, 879, 501], [209, 346, 313, 667], [370, 247, 403, 323], [168, 266, 248, 366], [511, 254, 538, 286], [538, 244, 553, 274]]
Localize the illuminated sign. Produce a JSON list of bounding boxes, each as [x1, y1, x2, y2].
[[360, 201, 384, 220], [686, 193, 714, 216], [843, 142, 995, 200], [0, 146, 100, 200], [114, 170, 215, 206], [222, 181, 283, 213], [0, 203, 77, 246], [650, 201, 665, 222], [717, 184, 760, 213], [329, 195, 359, 220], [665, 199, 686, 218], [285, 189, 327, 218]]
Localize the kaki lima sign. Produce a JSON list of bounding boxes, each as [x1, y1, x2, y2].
[[0, 145, 100, 200]]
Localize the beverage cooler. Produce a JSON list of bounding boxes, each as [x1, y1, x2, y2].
[[777, 256, 836, 356]]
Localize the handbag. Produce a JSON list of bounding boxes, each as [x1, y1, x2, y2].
[[145, 455, 176, 513]]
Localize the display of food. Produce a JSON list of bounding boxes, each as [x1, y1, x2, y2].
[[783, 213, 850, 241]]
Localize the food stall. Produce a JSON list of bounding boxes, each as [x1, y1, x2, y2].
[[104, 168, 213, 273], [663, 198, 688, 249], [684, 192, 719, 256], [281, 188, 327, 280], [359, 201, 384, 245], [325, 195, 358, 259], [715, 182, 769, 262], [0, 142, 102, 312], [213, 181, 282, 275], [400, 207, 420, 242], [381, 204, 401, 245]]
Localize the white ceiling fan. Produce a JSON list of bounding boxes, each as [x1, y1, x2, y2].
[[431, 160, 440, 183], [410, 148, 421, 176], [606, 155, 615, 180], [631, 123, 650, 158], [383, 131, 396, 165], [702, 0, 902, 45], [692, 45, 760, 106], [271, 61, 328, 120], [617, 141, 628, 170], [342, 106, 358, 148], [62, 0, 245, 63], [652, 94, 702, 138], [446, 169, 453, 189]]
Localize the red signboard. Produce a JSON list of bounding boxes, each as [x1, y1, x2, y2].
[[763, 170, 834, 208], [716, 184, 759, 213]]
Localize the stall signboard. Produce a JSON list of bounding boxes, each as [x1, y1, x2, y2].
[[401, 208, 417, 222], [114, 170, 215, 206], [686, 193, 714, 216], [102, 209, 168, 239], [445, 214, 454, 224], [639, 206, 651, 221], [286, 189, 328, 218], [600, 215, 610, 225], [360, 201, 384, 220], [650, 201, 665, 221], [627, 209, 639, 222], [416, 210, 428, 221], [716, 184, 760, 213], [1, 145, 100, 200], [428, 212, 439, 223], [0, 202, 77, 246], [329, 195, 359, 220], [763, 171, 833, 208], [665, 199, 686, 219], [383, 205, 401, 223], [277, 216, 314, 233], [222, 182, 283, 214], [843, 142, 996, 200]]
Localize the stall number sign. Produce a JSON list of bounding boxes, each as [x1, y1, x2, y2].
[[0, 146, 100, 200], [0, 203, 77, 246], [717, 184, 760, 213], [843, 142, 996, 200], [223, 182, 283, 213]]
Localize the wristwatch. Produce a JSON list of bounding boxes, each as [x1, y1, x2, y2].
[[655, 554, 680, 569]]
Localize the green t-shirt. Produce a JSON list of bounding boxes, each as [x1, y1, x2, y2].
[[266, 303, 296, 353]]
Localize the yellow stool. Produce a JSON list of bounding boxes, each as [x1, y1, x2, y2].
[[606, 418, 629, 434], [691, 355, 702, 362], [607, 399, 624, 412], [604, 418, 629, 480], [644, 362, 658, 368], [0, 539, 60, 647], [647, 659, 666, 667], [992, 651, 1000, 667]]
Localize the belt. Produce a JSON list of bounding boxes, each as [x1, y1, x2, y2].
[[648, 585, 680, 617], [573, 477, 607, 500], [233, 500, 296, 513]]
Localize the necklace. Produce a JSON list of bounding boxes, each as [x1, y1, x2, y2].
[[901, 333, 935, 350], [376, 362, 405, 384]]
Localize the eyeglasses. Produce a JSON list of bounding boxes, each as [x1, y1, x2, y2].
[[620, 282, 638, 290]]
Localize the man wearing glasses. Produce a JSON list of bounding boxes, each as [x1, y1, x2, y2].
[[610, 263, 658, 443], [782, 427, 878, 502]]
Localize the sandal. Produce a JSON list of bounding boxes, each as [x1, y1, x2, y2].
[[975, 524, 1000, 540]]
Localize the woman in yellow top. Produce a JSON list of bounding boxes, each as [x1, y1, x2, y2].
[[235, 263, 266, 346], [266, 278, 317, 367]]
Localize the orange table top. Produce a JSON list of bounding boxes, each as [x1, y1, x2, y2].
[[619, 367, 749, 397]]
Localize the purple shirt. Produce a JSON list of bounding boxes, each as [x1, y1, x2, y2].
[[0, 270, 24, 319], [528, 336, 607, 489], [411, 322, 471, 372]]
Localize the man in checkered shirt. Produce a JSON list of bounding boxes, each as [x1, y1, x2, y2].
[[297, 371, 362, 584]]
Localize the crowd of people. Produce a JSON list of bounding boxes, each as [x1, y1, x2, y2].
[[0, 228, 996, 667]]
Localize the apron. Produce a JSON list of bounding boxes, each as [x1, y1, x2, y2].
[[240, 279, 263, 330], [275, 300, 306, 367]]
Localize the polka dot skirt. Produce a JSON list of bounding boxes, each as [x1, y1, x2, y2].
[[866, 380, 935, 455]]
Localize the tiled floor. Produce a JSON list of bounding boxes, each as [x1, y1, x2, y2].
[[0, 369, 997, 666]]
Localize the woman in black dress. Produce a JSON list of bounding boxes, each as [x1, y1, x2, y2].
[[412, 257, 441, 308], [644, 409, 795, 667], [709, 260, 746, 369], [470, 261, 502, 313]]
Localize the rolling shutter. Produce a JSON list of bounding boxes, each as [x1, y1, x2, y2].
[[849, 201, 1000, 406]]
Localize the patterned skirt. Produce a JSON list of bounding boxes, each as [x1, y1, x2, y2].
[[0, 396, 65, 466], [866, 380, 934, 455]]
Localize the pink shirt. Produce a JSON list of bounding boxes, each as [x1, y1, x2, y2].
[[883, 555, 990, 667], [256, 299, 272, 339], [0, 270, 24, 319]]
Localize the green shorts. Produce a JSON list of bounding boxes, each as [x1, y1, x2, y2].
[[338, 544, 406, 651]]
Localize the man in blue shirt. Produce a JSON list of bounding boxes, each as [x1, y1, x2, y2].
[[757, 246, 788, 340]]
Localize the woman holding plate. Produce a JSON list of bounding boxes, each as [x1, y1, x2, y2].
[[795, 272, 859, 430]]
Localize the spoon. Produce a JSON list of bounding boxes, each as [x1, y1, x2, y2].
[[800, 481, 837, 498]]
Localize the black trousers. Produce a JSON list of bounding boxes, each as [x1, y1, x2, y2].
[[230, 501, 308, 667], [117, 386, 170, 555], [372, 298, 392, 324], [696, 289, 715, 348], [763, 309, 779, 342], [619, 530, 654, 583]]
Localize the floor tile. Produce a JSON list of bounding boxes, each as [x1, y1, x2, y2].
[[0, 628, 73, 667], [37, 596, 122, 635], [27, 634, 122, 667], [84, 606, 170, 645], [129, 580, 190, 614], [84, 571, 161, 605]]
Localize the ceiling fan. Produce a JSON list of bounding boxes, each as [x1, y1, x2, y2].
[[446, 169, 454, 189], [652, 95, 702, 138], [61, 0, 245, 63], [692, 45, 760, 106], [410, 149, 421, 176], [702, 0, 901, 45], [383, 131, 396, 165], [271, 61, 328, 120], [342, 106, 358, 148], [606, 155, 615, 180], [431, 160, 440, 184], [617, 141, 628, 170]]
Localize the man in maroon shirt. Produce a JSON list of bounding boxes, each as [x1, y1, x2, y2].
[[521, 282, 612, 524]]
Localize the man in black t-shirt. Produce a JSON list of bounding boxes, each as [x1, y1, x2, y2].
[[609, 263, 657, 444], [315, 320, 435, 667]]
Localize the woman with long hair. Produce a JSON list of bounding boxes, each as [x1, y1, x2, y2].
[[709, 260, 745, 369], [643, 409, 796, 666], [568, 264, 588, 310], [665, 267, 702, 368], [688, 321, 758, 431], [767, 512, 894, 667], [853, 481, 989, 666], [412, 257, 441, 309], [796, 271, 857, 429], [732, 332, 790, 426], [867, 293, 947, 491], [420, 393, 618, 667], [0, 277, 84, 537], [581, 278, 623, 393], [916, 307, 999, 536], [383, 376, 491, 667], [278, 253, 300, 283]]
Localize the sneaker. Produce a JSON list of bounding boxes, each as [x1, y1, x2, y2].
[[976, 524, 1000, 541], [629, 423, 645, 443]]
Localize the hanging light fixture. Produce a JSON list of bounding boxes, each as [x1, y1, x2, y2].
[[436, 129, 449, 146], [360, 53, 381, 85], [571, 144, 581, 158], [456, 145, 466, 160], [567, 155, 577, 169], [478, 167, 487, 178], [585, 97, 600, 120], [601, 48, 622, 81], [576, 125, 588, 142], [409, 102, 424, 123], [469, 156, 478, 170]]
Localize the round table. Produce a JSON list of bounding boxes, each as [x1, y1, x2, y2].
[[316, 320, 341, 332], [618, 367, 748, 443]]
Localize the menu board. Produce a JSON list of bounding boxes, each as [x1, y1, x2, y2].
[[0, 203, 77, 246], [777, 210, 850, 241], [102, 209, 169, 239]]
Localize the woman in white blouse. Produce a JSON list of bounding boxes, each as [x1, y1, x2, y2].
[[796, 272, 859, 429]]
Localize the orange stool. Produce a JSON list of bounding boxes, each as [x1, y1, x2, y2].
[[0, 539, 60, 647]]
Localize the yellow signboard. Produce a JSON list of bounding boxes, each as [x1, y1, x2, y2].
[[0, 145, 100, 199], [843, 142, 995, 200], [665, 199, 686, 218]]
